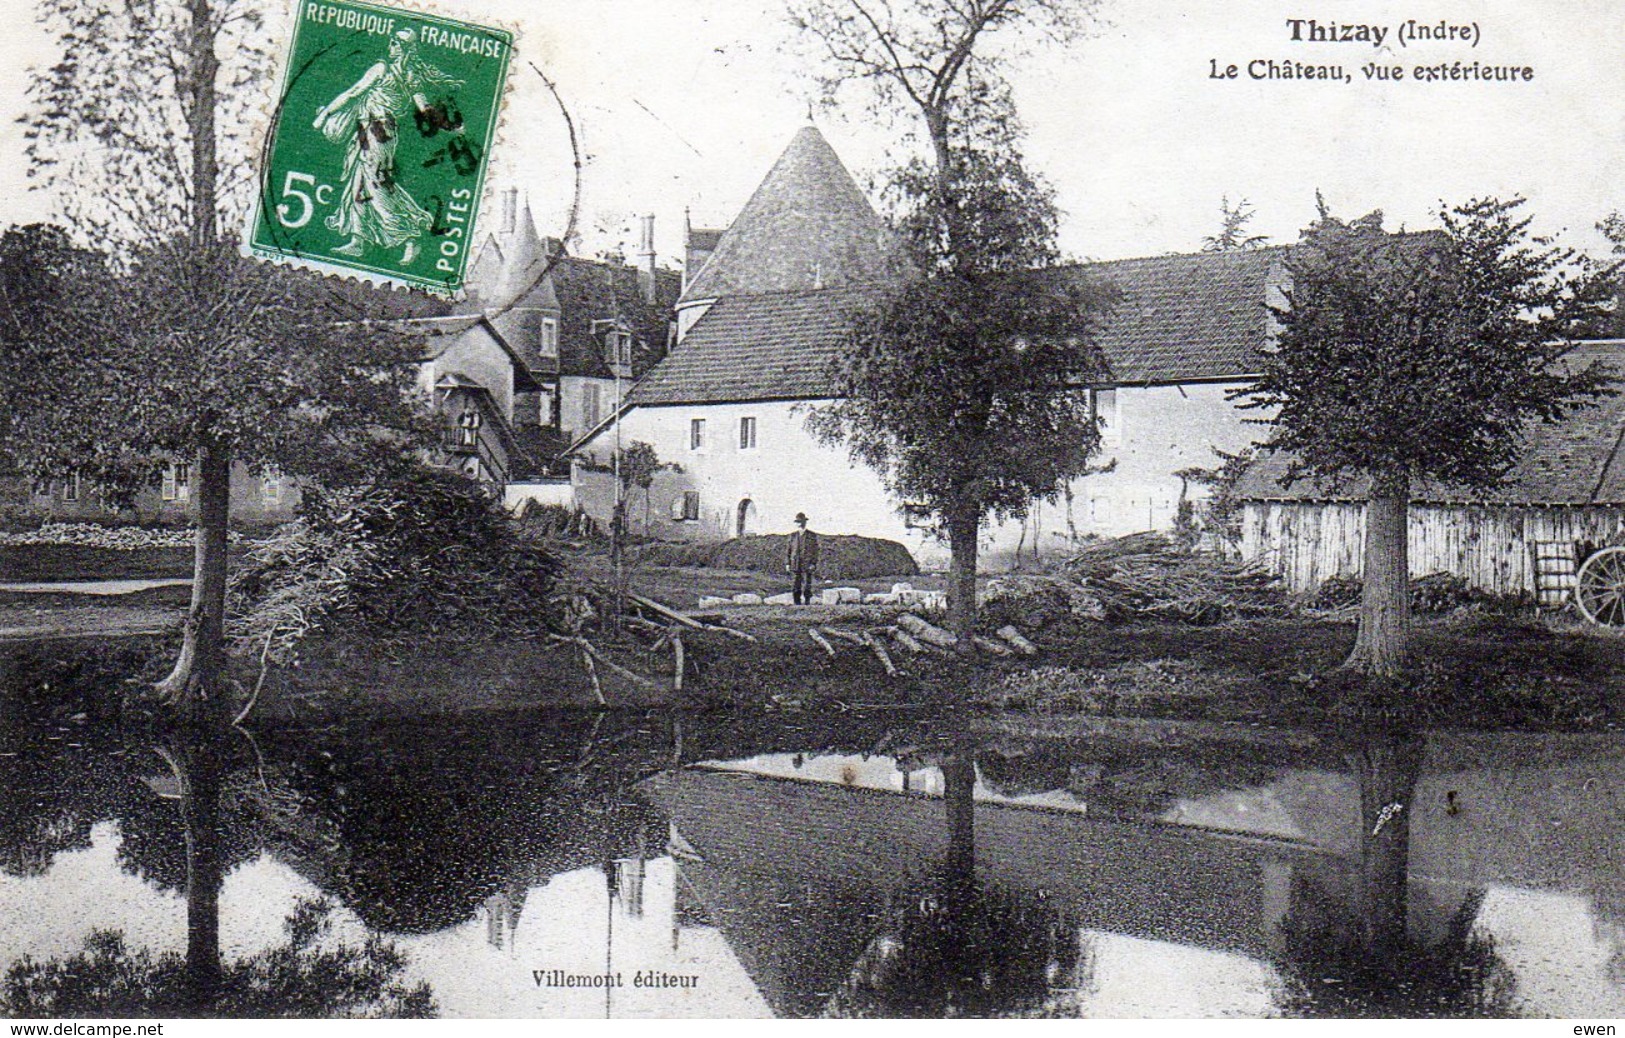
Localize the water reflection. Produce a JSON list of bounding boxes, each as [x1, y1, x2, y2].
[[1, 701, 1622, 1018]]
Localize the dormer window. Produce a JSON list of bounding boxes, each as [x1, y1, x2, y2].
[[511, 308, 558, 361], [607, 330, 632, 371], [594, 319, 634, 375]]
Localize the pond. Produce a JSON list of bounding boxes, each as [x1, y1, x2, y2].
[[2, 683, 1623, 1018]]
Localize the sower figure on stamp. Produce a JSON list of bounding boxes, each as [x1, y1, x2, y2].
[[787, 512, 820, 605], [313, 28, 462, 265]]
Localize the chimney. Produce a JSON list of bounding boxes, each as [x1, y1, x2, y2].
[[637, 214, 657, 305], [501, 188, 518, 235]]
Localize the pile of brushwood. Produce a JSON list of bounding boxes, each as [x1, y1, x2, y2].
[[1054, 531, 1287, 625], [228, 469, 569, 663], [228, 468, 756, 703]]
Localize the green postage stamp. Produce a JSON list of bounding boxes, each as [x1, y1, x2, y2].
[[247, 0, 513, 294]]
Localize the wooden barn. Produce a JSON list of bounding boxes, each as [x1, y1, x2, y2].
[[1235, 341, 1625, 604]]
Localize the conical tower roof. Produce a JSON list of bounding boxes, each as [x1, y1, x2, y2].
[[680, 125, 906, 303]]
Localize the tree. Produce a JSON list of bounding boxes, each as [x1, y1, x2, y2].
[[1243, 197, 1616, 675], [12, 0, 435, 719], [793, 0, 1105, 637], [615, 440, 678, 534], [1201, 196, 1269, 253], [1594, 212, 1625, 339]]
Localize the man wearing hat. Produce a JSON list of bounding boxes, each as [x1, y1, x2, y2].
[[786, 512, 820, 605]]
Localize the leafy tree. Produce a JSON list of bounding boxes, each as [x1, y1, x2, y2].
[[1594, 212, 1625, 339], [615, 440, 678, 534], [1201, 196, 1269, 253], [1243, 197, 1616, 675], [11, 0, 436, 716], [793, 0, 1105, 637]]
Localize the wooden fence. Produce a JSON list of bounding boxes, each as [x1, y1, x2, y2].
[[1241, 500, 1625, 597]]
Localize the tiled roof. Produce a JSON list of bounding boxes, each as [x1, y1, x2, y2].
[[549, 257, 681, 381], [1235, 341, 1625, 505], [629, 249, 1286, 407], [680, 125, 909, 303], [1064, 247, 1287, 383], [627, 286, 879, 406]]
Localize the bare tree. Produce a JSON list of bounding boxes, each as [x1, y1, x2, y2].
[[791, 0, 1096, 267]]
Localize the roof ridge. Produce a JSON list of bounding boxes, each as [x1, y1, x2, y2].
[[1059, 245, 1293, 270]]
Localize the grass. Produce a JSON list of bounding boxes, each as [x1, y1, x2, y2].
[[6, 544, 1623, 733], [0, 545, 196, 583]]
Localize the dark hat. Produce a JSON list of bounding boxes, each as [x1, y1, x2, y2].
[[794, 512, 808, 523]]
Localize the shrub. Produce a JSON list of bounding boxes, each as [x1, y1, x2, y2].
[[1308, 571, 1501, 614], [514, 501, 600, 541], [635, 534, 918, 580]]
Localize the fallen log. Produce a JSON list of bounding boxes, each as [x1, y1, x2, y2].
[[629, 592, 706, 628], [897, 612, 958, 649], [890, 627, 925, 654], [972, 634, 1014, 657], [861, 631, 899, 676], [820, 626, 869, 647], [628, 592, 760, 643], [996, 625, 1038, 656], [808, 628, 837, 657]]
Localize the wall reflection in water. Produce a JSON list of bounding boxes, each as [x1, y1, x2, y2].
[[1, 709, 1622, 1018]]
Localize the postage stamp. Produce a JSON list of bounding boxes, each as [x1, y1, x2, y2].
[[245, 0, 513, 294]]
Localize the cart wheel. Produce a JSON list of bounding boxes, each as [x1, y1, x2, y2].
[[1574, 545, 1625, 625]]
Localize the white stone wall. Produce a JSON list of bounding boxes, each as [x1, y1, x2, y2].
[[427, 327, 517, 421], [585, 399, 916, 544], [558, 376, 620, 441], [574, 381, 1268, 570]]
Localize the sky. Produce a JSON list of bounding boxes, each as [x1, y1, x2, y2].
[[0, 0, 1620, 274]]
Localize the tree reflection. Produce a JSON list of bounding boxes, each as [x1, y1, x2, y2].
[[1, 898, 435, 1017], [1277, 731, 1516, 1017], [824, 756, 1081, 1018], [1, 730, 436, 1018]]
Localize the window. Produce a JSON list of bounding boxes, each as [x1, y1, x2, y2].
[[690, 418, 706, 451], [582, 384, 602, 429], [1092, 388, 1120, 447], [682, 491, 700, 521], [457, 406, 482, 447], [739, 416, 757, 450], [60, 471, 80, 503], [162, 463, 192, 503], [262, 472, 282, 504], [540, 316, 559, 358], [599, 323, 633, 373]]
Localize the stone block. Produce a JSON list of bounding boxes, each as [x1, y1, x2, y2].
[[901, 590, 947, 612], [697, 595, 731, 609], [731, 593, 764, 606], [822, 586, 863, 605], [890, 582, 915, 595], [765, 593, 796, 606], [864, 592, 900, 605]]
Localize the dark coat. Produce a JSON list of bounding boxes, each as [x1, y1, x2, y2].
[[787, 528, 820, 571]]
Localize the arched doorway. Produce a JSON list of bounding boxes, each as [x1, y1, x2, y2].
[[736, 498, 757, 538]]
